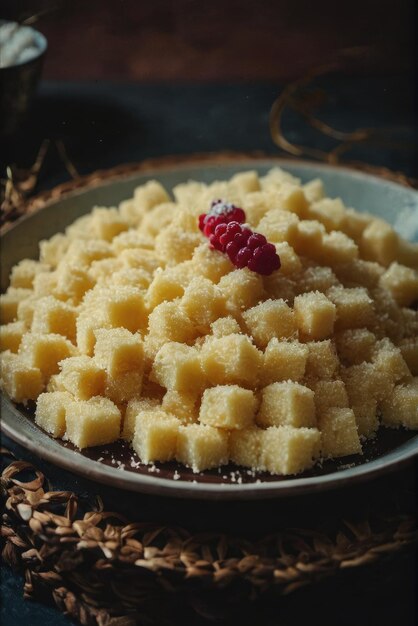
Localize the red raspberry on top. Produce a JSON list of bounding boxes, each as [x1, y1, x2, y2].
[[198, 200, 245, 238]]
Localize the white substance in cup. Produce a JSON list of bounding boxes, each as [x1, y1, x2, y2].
[[0, 21, 41, 68]]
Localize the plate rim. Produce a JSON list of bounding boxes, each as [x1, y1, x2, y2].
[[2, 155, 418, 500]]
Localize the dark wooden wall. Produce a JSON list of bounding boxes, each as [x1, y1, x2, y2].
[[2, 0, 415, 81]]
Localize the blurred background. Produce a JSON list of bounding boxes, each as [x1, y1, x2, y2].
[[1, 0, 415, 81]]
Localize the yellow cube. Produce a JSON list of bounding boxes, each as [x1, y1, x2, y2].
[[139, 203, 177, 238], [54, 356, 106, 399], [65, 396, 121, 448], [103, 287, 148, 333], [76, 309, 110, 355], [210, 316, 242, 337], [260, 426, 321, 475], [191, 244, 233, 283], [294, 291, 336, 340], [342, 208, 373, 241], [273, 242, 302, 277], [35, 391, 73, 437], [147, 300, 198, 348], [121, 397, 159, 440], [39, 233, 69, 267], [200, 334, 262, 387], [162, 390, 199, 424], [218, 268, 264, 316], [89, 258, 122, 283], [243, 299, 297, 347], [257, 209, 299, 245], [303, 178, 324, 203], [10, 259, 50, 289], [305, 340, 339, 379], [380, 262, 418, 307], [229, 428, 263, 469], [150, 342, 205, 392], [274, 183, 309, 217], [155, 226, 202, 265], [17, 295, 38, 327], [360, 219, 398, 266], [263, 274, 296, 304], [397, 338, 418, 376], [199, 385, 257, 430], [261, 338, 308, 385], [0, 287, 32, 324], [94, 328, 144, 376], [310, 379, 349, 414], [318, 408, 361, 457], [63, 238, 113, 267], [0, 351, 43, 403], [397, 239, 418, 270], [90, 207, 129, 241], [240, 191, 275, 226], [341, 363, 380, 436], [335, 328, 376, 365], [260, 167, 300, 189], [31, 296, 77, 342], [372, 338, 411, 384], [298, 266, 339, 294], [181, 277, 226, 331], [133, 409, 180, 463], [320, 231, 359, 265], [176, 424, 228, 472], [257, 381, 316, 428], [32, 271, 58, 298], [133, 180, 170, 213], [118, 248, 163, 274], [108, 267, 152, 290], [111, 230, 154, 254], [333, 260, 383, 290], [308, 197, 346, 232], [146, 264, 192, 309], [293, 220, 325, 258], [19, 333, 76, 379], [381, 379, 418, 429], [230, 170, 260, 193], [326, 285, 374, 330], [0, 321, 26, 353], [54, 265, 94, 303]]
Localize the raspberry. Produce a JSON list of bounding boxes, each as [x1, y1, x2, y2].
[[198, 200, 245, 237], [203, 218, 280, 276]]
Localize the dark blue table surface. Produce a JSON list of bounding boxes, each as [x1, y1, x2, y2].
[[1, 76, 417, 626]]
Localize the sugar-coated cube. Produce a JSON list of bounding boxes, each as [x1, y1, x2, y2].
[[303, 178, 324, 203], [54, 356, 106, 399], [10, 259, 50, 289], [310, 379, 349, 414], [229, 428, 263, 468], [63, 238, 113, 267], [397, 338, 418, 376], [326, 285, 374, 330], [240, 191, 276, 226], [305, 340, 339, 379], [54, 265, 94, 303], [320, 231, 359, 265], [121, 397, 159, 440], [371, 338, 411, 384], [274, 183, 309, 217], [89, 207, 129, 241], [257, 381, 316, 428], [155, 226, 202, 265], [273, 242, 302, 276], [147, 300, 197, 348], [308, 197, 346, 232], [0, 287, 32, 324], [397, 239, 418, 270], [243, 299, 297, 347], [0, 351, 43, 403], [150, 342, 205, 392], [139, 202, 177, 238], [379, 262, 418, 307], [162, 390, 199, 424], [293, 220, 325, 258], [333, 260, 383, 289], [218, 268, 264, 316], [298, 266, 339, 294], [381, 379, 418, 429], [263, 274, 296, 304], [32, 271, 58, 297], [133, 180, 170, 213], [76, 309, 110, 355], [294, 291, 336, 340], [261, 338, 308, 385], [39, 233, 69, 267], [230, 170, 261, 193], [17, 295, 38, 327], [35, 391, 73, 438], [176, 424, 228, 472], [199, 385, 257, 430], [65, 396, 121, 448], [89, 258, 122, 283], [200, 334, 262, 387], [31, 296, 77, 342], [118, 248, 163, 274], [260, 167, 300, 189], [341, 208, 373, 241], [210, 316, 242, 337], [257, 209, 299, 245], [341, 363, 381, 436], [191, 244, 233, 283], [0, 321, 25, 353], [318, 408, 361, 457], [109, 267, 152, 290], [146, 264, 192, 309], [335, 328, 376, 365], [111, 230, 154, 254], [260, 426, 321, 475], [103, 286, 148, 333], [133, 409, 179, 462], [19, 333, 76, 379], [94, 328, 144, 376], [360, 219, 398, 266], [181, 277, 226, 330]]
